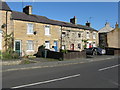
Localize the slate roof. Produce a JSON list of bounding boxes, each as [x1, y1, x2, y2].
[[98, 22, 114, 33], [0, 2, 11, 11], [11, 11, 97, 31]]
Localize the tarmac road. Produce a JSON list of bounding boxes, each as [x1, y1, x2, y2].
[[2, 55, 120, 89]]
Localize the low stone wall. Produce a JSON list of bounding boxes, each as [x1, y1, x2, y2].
[[114, 50, 120, 56], [47, 50, 86, 60], [63, 50, 86, 60]]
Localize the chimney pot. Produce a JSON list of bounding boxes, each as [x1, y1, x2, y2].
[[23, 5, 32, 15], [115, 22, 119, 28], [70, 16, 77, 24], [86, 21, 90, 27]]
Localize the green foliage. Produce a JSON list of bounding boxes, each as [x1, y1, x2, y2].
[[21, 60, 31, 64], [20, 59, 36, 64], [3, 31, 13, 49], [60, 49, 68, 53], [2, 51, 19, 60], [82, 39, 88, 49], [0, 51, 2, 59]]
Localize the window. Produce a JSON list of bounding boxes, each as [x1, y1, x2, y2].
[[86, 32, 90, 39], [93, 33, 96, 39], [93, 42, 96, 47], [45, 25, 50, 35], [62, 45, 66, 50], [45, 41, 50, 49], [27, 40, 34, 50], [27, 23, 33, 34], [78, 43, 81, 49], [78, 33, 81, 38], [62, 32, 66, 37]]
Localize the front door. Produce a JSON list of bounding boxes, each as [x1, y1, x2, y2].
[[89, 43, 92, 48], [15, 40, 21, 56], [70, 44, 74, 50], [54, 41, 58, 52], [45, 41, 50, 49]]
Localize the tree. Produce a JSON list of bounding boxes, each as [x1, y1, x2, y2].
[[2, 31, 14, 53], [82, 39, 88, 49]]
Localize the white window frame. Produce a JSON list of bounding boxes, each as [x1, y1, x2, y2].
[[62, 45, 66, 50], [62, 32, 66, 37], [93, 32, 96, 39], [26, 40, 34, 51], [27, 23, 34, 34], [45, 41, 50, 49], [45, 25, 50, 35]]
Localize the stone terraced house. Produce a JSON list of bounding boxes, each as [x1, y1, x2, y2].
[[0, 2, 98, 56]]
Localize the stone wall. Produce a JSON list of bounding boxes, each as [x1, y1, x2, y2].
[[107, 28, 120, 48]]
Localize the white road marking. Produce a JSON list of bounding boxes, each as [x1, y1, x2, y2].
[[98, 64, 120, 71], [11, 74, 80, 89]]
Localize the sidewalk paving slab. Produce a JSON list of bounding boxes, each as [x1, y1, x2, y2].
[[1, 55, 119, 72]]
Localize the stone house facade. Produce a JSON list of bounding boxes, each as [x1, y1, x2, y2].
[[0, 2, 98, 56], [98, 22, 114, 48], [0, 2, 13, 52], [107, 23, 120, 48]]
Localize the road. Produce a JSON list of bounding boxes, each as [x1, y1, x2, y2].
[[2, 57, 120, 89]]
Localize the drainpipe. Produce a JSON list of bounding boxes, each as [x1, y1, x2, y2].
[[5, 11, 8, 51]]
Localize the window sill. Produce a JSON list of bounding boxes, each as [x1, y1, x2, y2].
[[26, 50, 34, 52], [27, 33, 34, 35], [45, 34, 51, 36]]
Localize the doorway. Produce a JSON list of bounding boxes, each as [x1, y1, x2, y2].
[[70, 44, 74, 50], [54, 41, 58, 52], [14, 40, 21, 56]]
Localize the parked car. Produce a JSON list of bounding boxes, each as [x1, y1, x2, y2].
[[86, 47, 106, 55]]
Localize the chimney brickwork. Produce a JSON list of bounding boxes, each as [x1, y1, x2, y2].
[[23, 5, 32, 15]]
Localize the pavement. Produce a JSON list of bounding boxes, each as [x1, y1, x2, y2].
[[1, 55, 119, 72]]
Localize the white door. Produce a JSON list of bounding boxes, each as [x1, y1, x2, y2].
[[45, 41, 50, 49], [0, 33, 2, 50]]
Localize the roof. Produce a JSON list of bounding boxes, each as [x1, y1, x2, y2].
[[0, 2, 11, 11], [98, 22, 114, 33], [11, 11, 97, 31]]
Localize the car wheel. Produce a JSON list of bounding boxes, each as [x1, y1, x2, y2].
[[93, 50, 97, 55]]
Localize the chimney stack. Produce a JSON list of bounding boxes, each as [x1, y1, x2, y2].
[[86, 21, 91, 27], [70, 16, 77, 24], [115, 22, 119, 28], [23, 5, 32, 15]]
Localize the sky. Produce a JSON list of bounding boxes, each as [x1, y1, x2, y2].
[[6, 2, 118, 30]]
